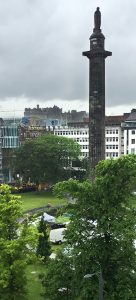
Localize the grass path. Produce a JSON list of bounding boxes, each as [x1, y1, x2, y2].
[[26, 264, 46, 300]]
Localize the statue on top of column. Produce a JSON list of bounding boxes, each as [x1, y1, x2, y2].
[[94, 7, 101, 30]]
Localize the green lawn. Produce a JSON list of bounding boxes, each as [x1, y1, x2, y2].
[[26, 264, 46, 300], [26, 245, 63, 300], [15, 191, 66, 211], [56, 215, 70, 224]]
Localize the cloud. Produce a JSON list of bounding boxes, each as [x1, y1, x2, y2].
[[0, 0, 135, 114]]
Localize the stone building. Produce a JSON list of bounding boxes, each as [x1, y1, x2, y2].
[[24, 104, 88, 126]]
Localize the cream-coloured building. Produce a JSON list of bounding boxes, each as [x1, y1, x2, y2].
[[54, 113, 136, 159]]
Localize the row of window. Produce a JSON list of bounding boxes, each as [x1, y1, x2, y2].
[[76, 138, 88, 143], [56, 131, 88, 136], [106, 137, 118, 142], [106, 129, 119, 134], [106, 145, 118, 149], [106, 152, 119, 157], [82, 153, 89, 157], [2, 137, 20, 148], [2, 127, 18, 137], [81, 145, 88, 149]]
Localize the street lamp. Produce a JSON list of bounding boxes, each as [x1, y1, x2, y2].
[[84, 268, 104, 300]]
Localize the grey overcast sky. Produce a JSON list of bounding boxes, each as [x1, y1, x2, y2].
[[0, 0, 135, 117]]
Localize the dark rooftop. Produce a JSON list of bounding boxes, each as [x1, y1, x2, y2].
[[125, 109, 136, 122]]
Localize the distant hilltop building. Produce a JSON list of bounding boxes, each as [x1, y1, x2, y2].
[[24, 104, 88, 126], [24, 105, 62, 119]]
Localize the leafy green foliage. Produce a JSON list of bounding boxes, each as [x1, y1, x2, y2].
[[14, 134, 80, 184], [47, 155, 136, 299], [40, 252, 75, 300], [36, 216, 51, 262], [0, 185, 38, 300]]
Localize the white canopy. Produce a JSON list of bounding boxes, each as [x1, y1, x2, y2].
[[43, 212, 55, 223]]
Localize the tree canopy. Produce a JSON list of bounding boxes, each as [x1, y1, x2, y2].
[[36, 216, 51, 262], [14, 134, 81, 184], [40, 252, 74, 300], [42, 155, 136, 299], [0, 184, 38, 300]]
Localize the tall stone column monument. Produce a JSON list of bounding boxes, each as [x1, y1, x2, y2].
[[83, 7, 112, 171]]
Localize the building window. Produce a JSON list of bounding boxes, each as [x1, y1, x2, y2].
[[131, 148, 135, 154], [132, 130, 135, 135], [116, 130, 118, 134], [131, 139, 135, 144]]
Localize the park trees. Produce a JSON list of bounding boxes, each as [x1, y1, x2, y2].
[[14, 134, 81, 184], [42, 155, 136, 299], [0, 184, 38, 300], [40, 252, 74, 300], [36, 216, 51, 262]]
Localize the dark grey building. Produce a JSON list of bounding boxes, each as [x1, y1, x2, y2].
[[83, 7, 112, 170]]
